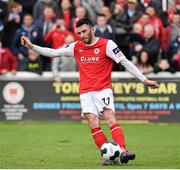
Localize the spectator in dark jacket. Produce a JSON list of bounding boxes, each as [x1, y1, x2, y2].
[[94, 13, 115, 40], [143, 24, 160, 66], [129, 24, 160, 66], [15, 0, 36, 14], [11, 14, 41, 71], [124, 0, 143, 31], [0, 0, 8, 24], [128, 23, 144, 62], [2, 2, 22, 48]]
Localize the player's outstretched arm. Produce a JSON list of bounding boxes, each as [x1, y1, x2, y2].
[[21, 36, 64, 57], [106, 40, 159, 89], [120, 57, 159, 89]]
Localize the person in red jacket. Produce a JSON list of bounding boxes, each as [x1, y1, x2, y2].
[[145, 6, 165, 49], [0, 43, 17, 75], [44, 18, 72, 49]]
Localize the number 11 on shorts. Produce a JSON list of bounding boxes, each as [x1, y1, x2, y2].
[[102, 97, 110, 105]]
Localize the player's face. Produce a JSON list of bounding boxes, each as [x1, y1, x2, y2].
[[76, 24, 93, 44]]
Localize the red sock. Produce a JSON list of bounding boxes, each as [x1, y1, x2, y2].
[[91, 127, 108, 149], [110, 124, 126, 148]]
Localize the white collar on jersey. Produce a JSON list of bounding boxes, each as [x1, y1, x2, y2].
[[84, 37, 99, 46]]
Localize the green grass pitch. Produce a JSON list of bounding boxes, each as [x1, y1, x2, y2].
[[0, 121, 180, 169]]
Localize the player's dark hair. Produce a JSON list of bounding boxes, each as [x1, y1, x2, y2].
[[97, 13, 106, 18], [76, 18, 93, 28]]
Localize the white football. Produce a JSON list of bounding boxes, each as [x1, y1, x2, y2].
[[100, 142, 122, 161]]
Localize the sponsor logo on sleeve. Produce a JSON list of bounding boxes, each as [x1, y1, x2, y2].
[[113, 47, 121, 54]]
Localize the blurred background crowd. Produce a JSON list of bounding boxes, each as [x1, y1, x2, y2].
[[0, 0, 180, 81]]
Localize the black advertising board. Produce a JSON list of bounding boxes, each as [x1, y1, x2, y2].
[[0, 73, 180, 122]]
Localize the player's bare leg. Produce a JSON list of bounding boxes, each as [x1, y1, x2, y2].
[[102, 109, 136, 164]]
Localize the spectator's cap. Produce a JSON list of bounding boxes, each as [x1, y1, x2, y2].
[[128, 0, 137, 4]]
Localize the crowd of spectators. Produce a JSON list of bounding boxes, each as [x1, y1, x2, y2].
[[0, 0, 180, 80]]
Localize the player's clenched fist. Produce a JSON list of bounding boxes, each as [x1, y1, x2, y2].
[[144, 79, 159, 89], [21, 36, 33, 49]]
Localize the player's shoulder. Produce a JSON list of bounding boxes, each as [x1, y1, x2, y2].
[[96, 38, 116, 46], [94, 38, 110, 47], [98, 37, 109, 42], [106, 40, 121, 55], [106, 39, 118, 48]]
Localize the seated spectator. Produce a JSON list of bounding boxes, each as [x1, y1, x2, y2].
[[81, 0, 104, 23], [167, 3, 177, 22], [44, 18, 72, 49], [33, 0, 60, 20], [35, 5, 57, 38], [0, 0, 8, 40], [68, 6, 88, 40], [71, 0, 82, 16], [145, 5, 165, 49], [128, 23, 144, 62], [59, 0, 73, 29], [11, 14, 41, 71], [35, 5, 57, 71], [171, 47, 180, 71], [94, 13, 115, 40], [110, 0, 128, 12], [136, 50, 154, 74], [143, 24, 160, 66], [124, 0, 143, 31], [51, 34, 76, 82], [25, 49, 43, 75], [101, 6, 116, 32], [0, 42, 17, 75], [165, 13, 180, 60], [154, 59, 175, 73], [2, 2, 22, 48], [113, 3, 128, 35], [137, 13, 151, 37]]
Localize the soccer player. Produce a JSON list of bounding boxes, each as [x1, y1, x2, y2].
[[21, 18, 159, 165]]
